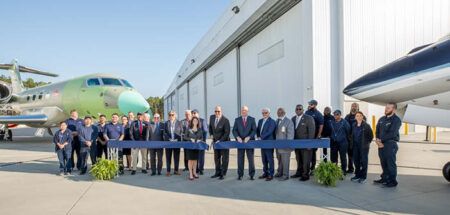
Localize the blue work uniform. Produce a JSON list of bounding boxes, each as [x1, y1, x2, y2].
[[66, 118, 84, 170], [78, 125, 99, 172], [305, 108, 324, 170], [53, 129, 73, 173], [376, 114, 402, 185], [330, 119, 351, 172], [104, 122, 125, 170]]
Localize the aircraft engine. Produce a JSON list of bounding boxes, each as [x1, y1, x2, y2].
[[0, 81, 12, 104]]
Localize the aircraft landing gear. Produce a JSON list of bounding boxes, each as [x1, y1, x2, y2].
[[0, 124, 12, 141], [444, 162, 450, 182]]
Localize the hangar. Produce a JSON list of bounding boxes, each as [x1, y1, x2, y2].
[[163, 0, 450, 132]]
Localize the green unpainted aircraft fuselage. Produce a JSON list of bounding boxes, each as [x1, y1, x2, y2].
[[1, 73, 150, 128]]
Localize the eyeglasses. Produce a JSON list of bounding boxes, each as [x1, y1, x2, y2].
[[215, 111, 221, 113], [262, 112, 268, 114], [169, 114, 174, 116]]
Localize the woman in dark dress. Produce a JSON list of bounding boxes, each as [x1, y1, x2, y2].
[[183, 117, 203, 180], [121, 115, 132, 170]]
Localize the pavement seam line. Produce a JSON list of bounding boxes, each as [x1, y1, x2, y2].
[[0, 156, 55, 168], [66, 182, 94, 215]]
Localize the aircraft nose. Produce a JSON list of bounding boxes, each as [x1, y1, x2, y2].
[[118, 91, 149, 114]]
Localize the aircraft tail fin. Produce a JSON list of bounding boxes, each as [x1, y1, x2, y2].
[[0, 59, 58, 94]]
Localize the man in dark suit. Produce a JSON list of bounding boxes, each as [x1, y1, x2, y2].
[[256, 108, 277, 181], [163, 111, 183, 176], [232, 106, 257, 180], [149, 113, 164, 176], [290, 104, 316, 181], [209, 106, 230, 180], [130, 112, 150, 175]]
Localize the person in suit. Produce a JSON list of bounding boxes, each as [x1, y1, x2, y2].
[[191, 109, 208, 175], [53, 121, 73, 175], [232, 106, 257, 180], [149, 113, 164, 176], [290, 104, 316, 181], [130, 112, 150, 175], [274, 107, 295, 181], [128, 112, 135, 126], [183, 116, 203, 180], [256, 108, 277, 181], [78, 116, 98, 175], [121, 115, 132, 170], [330, 110, 351, 175], [143, 113, 152, 170], [164, 110, 183, 176], [181, 110, 192, 172], [209, 106, 230, 180]]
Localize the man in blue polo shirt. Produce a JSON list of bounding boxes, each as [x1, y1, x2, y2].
[[103, 113, 125, 175], [78, 116, 98, 175], [305, 99, 324, 174], [66, 109, 84, 171]]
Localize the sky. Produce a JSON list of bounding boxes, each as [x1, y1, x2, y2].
[[0, 0, 230, 98]]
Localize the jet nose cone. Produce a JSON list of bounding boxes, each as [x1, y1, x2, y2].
[[118, 91, 149, 114]]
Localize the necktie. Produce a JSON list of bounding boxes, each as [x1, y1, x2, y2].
[[243, 117, 247, 127], [215, 117, 219, 128], [261, 119, 266, 136], [139, 121, 143, 136]]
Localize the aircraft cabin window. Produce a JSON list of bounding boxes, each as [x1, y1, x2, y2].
[[27, 96, 30, 101], [121, 79, 133, 88], [101, 78, 122, 86], [38, 94, 43, 100], [32, 95, 36, 101], [87, 78, 101, 86]]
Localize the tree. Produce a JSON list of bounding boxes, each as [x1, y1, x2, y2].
[[146, 96, 164, 120], [0, 75, 49, 88]]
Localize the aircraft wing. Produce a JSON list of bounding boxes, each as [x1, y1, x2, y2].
[[0, 114, 48, 124], [0, 64, 58, 77]]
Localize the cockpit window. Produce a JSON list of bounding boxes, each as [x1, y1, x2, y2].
[[121, 79, 133, 88], [101, 78, 122, 86], [87, 78, 101, 86]]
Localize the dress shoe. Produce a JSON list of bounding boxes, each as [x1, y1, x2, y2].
[[265, 176, 273, 181], [131, 171, 136, 175], [279, 176, 289, 181], [238, 176, 242, 180], [300, 177, 309, 181], [211, 174, 219, 178], [151, 172, 156, 176], [382, 182, 398, 188], [166, 172, 171, 177], [258, 175, 267, 179], [157, 172, 161, 175], [250, 176, 254, 180], [174, 171, 181, 175], [351, 176, 360, 182], [142, 170, 148, 174], [199, 170, 204, 175], [274, 173, 282, 178], [79, 171, 86, 175], [219, 175, 224, 180], [373, 178, 384, 184], [290, 174, 301, 178]]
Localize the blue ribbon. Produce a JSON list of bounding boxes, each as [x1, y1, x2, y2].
[[107, 139, 330, 150], [107, 141, 209, 150]]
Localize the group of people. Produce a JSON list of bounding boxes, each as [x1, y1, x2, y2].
[[53, 100, 402, 187]]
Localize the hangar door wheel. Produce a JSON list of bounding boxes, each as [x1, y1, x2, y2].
[[444, 162, 450, 182]]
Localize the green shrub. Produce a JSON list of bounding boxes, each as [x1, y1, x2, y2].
[[89, 158, 118, 180], [314, 161, 343, 187]]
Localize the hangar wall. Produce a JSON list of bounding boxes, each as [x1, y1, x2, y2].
[[164, 0, 450, 132]]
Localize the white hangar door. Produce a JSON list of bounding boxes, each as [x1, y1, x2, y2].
[[177, 84, 188, 118], [240, 4, 304, 117], [206, 48, 238, 122], [188, 71, 206, 118]]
